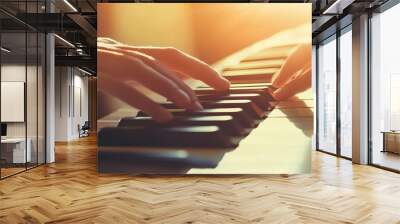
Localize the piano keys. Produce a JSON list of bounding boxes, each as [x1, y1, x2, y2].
[[97, 43, 312, 174], [98, 85, 275, 172], [118, 115, 247, 136], [98, 125, 241, 148], [222, 68, 279, 84], [222, 59, 285, 71], [197, 93, 270, 110], [98, 149, 219, 173]]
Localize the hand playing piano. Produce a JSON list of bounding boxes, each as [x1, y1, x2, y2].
[[271, 43, 312, 100], [98, 37, 230, 122]]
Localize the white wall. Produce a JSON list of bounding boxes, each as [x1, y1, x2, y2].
[[71, 73, 89, 138], [1, 63, 46, 164], [55, 67, 69, 141], [1, 82, 25, 122], [55, 67, 89, 141], [1, 65, 27, 138]]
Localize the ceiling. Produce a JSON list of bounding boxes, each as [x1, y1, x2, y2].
[[0, 0, 393, 73]]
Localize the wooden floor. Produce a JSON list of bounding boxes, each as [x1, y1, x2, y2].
[[0, 136, 400, 224], [372, 150, 400, 171]]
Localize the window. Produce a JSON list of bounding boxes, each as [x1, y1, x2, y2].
[[339, 27, 352, 158], [317, 35, 337, 154], [371, 3, 400, 171], [0, 1, 46, 179]]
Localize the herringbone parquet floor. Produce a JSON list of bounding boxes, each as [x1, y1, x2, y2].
[[1, 136, 400, 224]]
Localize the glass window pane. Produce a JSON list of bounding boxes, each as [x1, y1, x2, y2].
[[1, 30, 28, 177], [1, 1, 46, 179], [27, 31, 38, 169], [339, 28, 352, 158], [371, 3, 400, 171], [317, 36, 337, 154]]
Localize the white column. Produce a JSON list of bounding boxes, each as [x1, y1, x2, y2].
[[312, 45, 317, 150], [55, 67, 73, 141], [352, 14, 369, 164], [46, 33, 55, 163]]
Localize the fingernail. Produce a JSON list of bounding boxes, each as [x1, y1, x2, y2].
[[221, 76, 229, 83], [221, 77, 231, 88], [213, 77, 230, 91]]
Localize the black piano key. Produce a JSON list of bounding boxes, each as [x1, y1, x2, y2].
[[171, 108, 256, 128], [98, 150, 218, 171], [98, 125, 239, 148], [197, 93, 269, 111], [118, 115, 247, 136]]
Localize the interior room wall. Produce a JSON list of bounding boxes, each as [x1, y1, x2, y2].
[[1, 64, 27, 138], [71, 73, 89, 138], [1, 63, 43, 163], [55, 67, 89, 141], [55, 67, 70, 141]]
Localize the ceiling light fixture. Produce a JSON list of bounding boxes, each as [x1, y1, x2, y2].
[[1, 47, 11, 53], [54, 34, 75, 48], [323, 0, 355, 15], [78, 67, 93, 76], [63, 0, 78, 12]]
